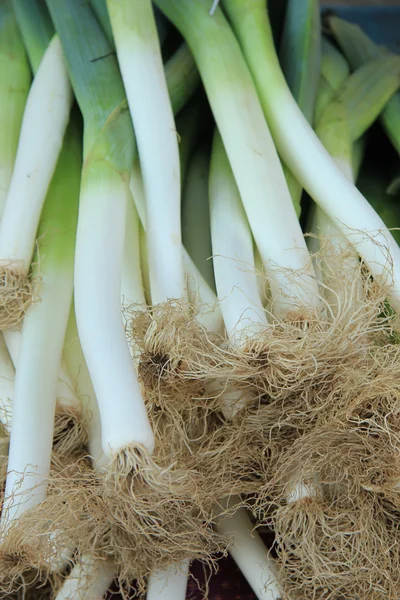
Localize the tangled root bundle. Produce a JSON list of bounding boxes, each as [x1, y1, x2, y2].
[[0, 267, 34, 330], [268, 490, 400, 600], [53, 402, 88, 457], [0, 412, 261, 591], [53, 403, 88, 456], [128, 301, 221, 411]]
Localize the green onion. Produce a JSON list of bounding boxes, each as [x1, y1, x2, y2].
[[221, 0, 400, 315], [46, 0, 154, 459], [154, 0, 319, 318]]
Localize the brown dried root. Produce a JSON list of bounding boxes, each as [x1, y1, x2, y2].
[[269, 490, 400, 600], [1, 406, 264, 592], [0, 541, 52, 598], [53, 402, 88, 457], [0, 267, 34, 330], [128, 301, 221, 416]]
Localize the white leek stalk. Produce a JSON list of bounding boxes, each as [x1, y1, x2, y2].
[[222, 0, 400, 315], [0, 35, 72, 311], [3, 328, 82, 419], [210, 130, 268, 348], [0, 334, 14, 431], [121, 193, 146, 311], [47, 0, 154, 459], [309, 56, 400, 264], [56, 554, 115, 600], [130, 158, 223, 335], [216, 502, 281, 600], [0, 1, 31, 218], [154, 0, 319, 318], [63, 305, 104, 467], [1, 117, 81, 530], [108, 0, 185, 304], [147, 560, 190, 600]]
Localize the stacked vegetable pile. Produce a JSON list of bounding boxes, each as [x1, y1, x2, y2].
[[0, 0, 400, 598]]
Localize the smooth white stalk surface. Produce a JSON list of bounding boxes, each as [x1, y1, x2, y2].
[[147, 560, 190, 600], [56, 554, 115, 600], [121, 191, 146, 310], [130, 160, 224, 334], [0, 36, 72, 272], [3, 329, 81, 413], [0, 333, 14, 431], [63, 307, 105, 467], [109, 0, 184, 304], [74, 175, 154, 458], [216, 504, 281, 600], [210, 132, 268, 347], [225, 4, 400, 313], [1, 263, 73, 529]]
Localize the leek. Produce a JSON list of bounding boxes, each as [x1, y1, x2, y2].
[[46, 0, 154, 459], [1, 115, 81, 531], [216, 502, 281, 600], [2, 327, 84, 452], [280, 0, 321, 215], [12, 0, 53, 73], [63, 304, 104, 466], [154, 0, 319, 318], [121, 194, 146, 312], [147, 561, 190, 600], [209, 130, 267, 348], [0, 334, 14, 432], [56, 553, 115, 600], [89, 0, 114, 46], [314, 37, 350, 123], [0, 1, 31, 218], [107, 0, 184, 304], [0, 0, 72, 328], [222, 0, 400, 315], [316, 55, 400, 179], [329, 16, 400, 157], [182, 146, 215, 290]]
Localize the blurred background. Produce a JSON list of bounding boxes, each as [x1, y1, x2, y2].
[[321, 0, 399, 4]]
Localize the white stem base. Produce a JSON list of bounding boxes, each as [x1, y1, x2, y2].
[[147, 559, 190, 600], [0, 36, 72, 270], [56, 554, 115, 600], [216, 502, 281, 600], [0, 332, 14, 431], [3, 329, 81, 412], [1, 263, 73, 530], [74, 173, 154, 458]]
